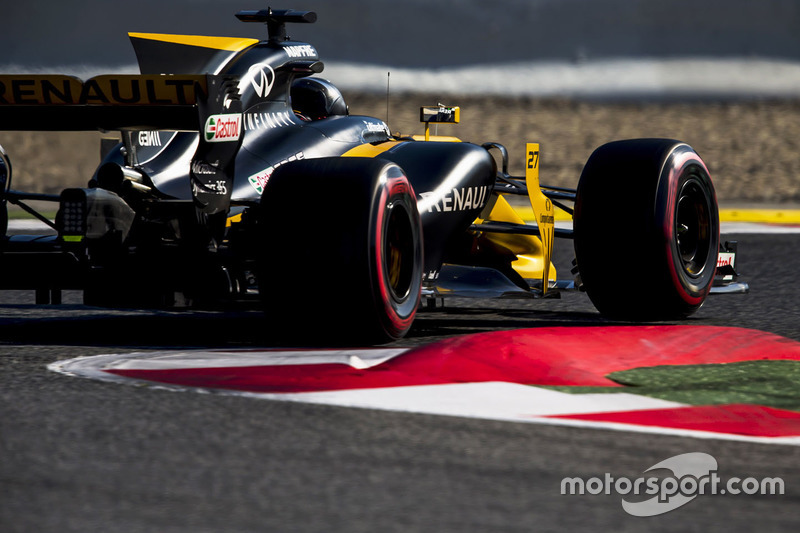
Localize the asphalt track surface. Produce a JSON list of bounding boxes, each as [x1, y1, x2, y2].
[[2, 232, 800, 532]]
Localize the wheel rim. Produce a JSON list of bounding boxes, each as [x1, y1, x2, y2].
[[675, 176, 712, 277], [384, 202, 415, 301]]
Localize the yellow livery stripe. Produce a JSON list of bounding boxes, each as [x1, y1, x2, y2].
[[410, 135, 462, 142], [128, 33, 259, 52], [341, 141, 403, 158]]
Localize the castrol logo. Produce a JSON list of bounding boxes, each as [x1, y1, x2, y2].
[[204, 113, 241, 143]]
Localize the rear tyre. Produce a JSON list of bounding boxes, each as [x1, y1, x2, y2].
[[573, 139, 719, 320], [258, 157, 423, 343]]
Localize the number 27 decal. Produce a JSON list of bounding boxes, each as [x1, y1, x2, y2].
[[527, 150, 539, 169]]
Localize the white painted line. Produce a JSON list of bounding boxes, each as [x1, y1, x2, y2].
[[101, 348, 407, 371], [8, 219, 56, 232], [274, 381, 684, 418], [719, 222, 800, 234]]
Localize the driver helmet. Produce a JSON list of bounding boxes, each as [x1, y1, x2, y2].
[[291, 77, 349, 120]]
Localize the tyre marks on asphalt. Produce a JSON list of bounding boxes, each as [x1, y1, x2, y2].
[[50, 326, 800, 445]]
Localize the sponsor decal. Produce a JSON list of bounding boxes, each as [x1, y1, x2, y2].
[[239, 63, 276, 99], [362, 120, 391, 142], [717, 253, 734, 268], [137, 131, 162, 147], [191, 172, 228, 196], [247, 152, 305, 195], [363, 120, 391, 135], [284, 44, 317, 58], [717, 252, 736, 280], [191, 180, 228, 196], [243, 110, 295, 131], [0, 75, 206, 105], [419, 185, 489, 213], [540, 198, 555, 224], [191, 160, 219, 176], [204, 113, 241, 143]]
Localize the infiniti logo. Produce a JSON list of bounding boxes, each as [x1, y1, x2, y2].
[[239, 63, 275, 98]]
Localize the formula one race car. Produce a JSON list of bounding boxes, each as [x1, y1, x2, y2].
[[0, 9, 746, 341]]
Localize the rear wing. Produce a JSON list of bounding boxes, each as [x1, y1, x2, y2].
[[0, 74, 229, 130], [0, 73, 242, 214]]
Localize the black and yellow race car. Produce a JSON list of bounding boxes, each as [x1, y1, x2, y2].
[[0, 9, 745, 341]]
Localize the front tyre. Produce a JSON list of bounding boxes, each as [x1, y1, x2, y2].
[[574, 139, 719, 320], [258, 157, 423, 343]]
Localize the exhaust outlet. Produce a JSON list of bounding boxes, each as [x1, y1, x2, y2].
[[96, 162, 151, 193]]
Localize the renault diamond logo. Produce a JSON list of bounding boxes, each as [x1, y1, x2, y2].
[[243, 63, 275, 98]]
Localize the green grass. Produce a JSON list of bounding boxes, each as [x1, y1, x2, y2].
[[543, 360, 800, 412]]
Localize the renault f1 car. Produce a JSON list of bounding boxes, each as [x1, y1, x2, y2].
[[0, 9, 746, 341]]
